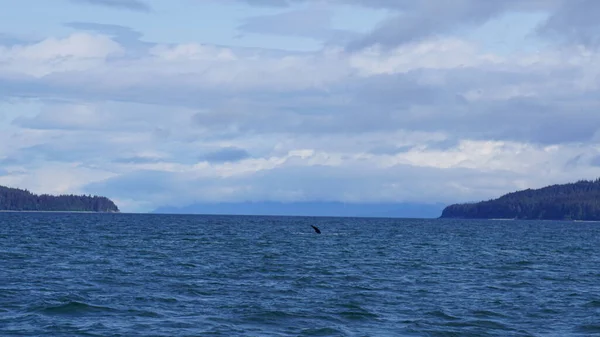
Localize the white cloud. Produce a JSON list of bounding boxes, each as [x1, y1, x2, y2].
[[0, 33, 123, 77], [349, 38, 503, 76], [150, 43, 237, 61], [0, 161, 117, 196]]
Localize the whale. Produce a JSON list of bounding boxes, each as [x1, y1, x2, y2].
[[311, 225, 321, 234]]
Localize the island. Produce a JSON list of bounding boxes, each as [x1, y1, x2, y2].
[[0, 185, 119, 213], [440, 178, 600, 221]]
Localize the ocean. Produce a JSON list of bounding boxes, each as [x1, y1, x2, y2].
[[1, 213, 599, 336]]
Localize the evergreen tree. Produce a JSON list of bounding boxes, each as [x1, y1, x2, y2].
[[0, 185, 119, 212], [440, 179, 600, 220]]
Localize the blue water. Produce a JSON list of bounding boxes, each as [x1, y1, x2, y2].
[[1, 213, 600, 336]]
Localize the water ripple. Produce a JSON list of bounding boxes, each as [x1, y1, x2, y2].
[[1, 213, 600, 336]]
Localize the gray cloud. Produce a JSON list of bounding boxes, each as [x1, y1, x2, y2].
[[64, 22, 153, 55], [237, 7, 358, 44], [65, 22, 142, 39], [4, 57, 598, 146], [0, 75, 228, 111], [368, 145, 414, 155], [188, 72, 448, 137], [220, 0, 569, 49], [590, 155, 600, 167], [225, 0, 600, 51], [200, 147, 251, 163], [11, 101, 163, 132], [2, 140, 112, 165], [345, 0, 557, 50], [69, 0, 151, 12], [537, 0, 600, 48]]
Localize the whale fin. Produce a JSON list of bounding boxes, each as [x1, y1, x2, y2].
[[311, 225, 321, 234]]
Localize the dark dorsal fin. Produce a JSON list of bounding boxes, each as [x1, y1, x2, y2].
[[311, 225, 321, 234]]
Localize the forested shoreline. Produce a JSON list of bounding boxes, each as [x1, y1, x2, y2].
[[0, 185, 119, 212], [440, 179, 600, 220]]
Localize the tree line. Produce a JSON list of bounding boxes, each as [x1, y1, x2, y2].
[[440, 178, 600, 220], [0, 185, 119, 212]]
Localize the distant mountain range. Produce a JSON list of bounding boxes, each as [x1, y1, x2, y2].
[[440, 178, 600, 220], [0, 185, 119, 212], [152, 201, 446, 218]]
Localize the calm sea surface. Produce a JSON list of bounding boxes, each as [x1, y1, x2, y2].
[[1, 213, 600, 336]]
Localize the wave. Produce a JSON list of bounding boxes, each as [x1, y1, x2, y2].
[[33, 301, 117, 316]]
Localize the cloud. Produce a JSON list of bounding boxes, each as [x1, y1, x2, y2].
[[214, 0, 564, 49], [3, 2, 600, 212], [0, 33, 123, 78], [80, 140, 597, 212], [537, 0, 600, 48], [69, 0, 151, 12], [81, 159, 507, 208], [200, 147, 251, 163], [112, 156, 164, 164], [368, 145, 414, 155], [237, 7, 358, 44], [63, 22, 152, 55], [219, 0, 600, 51], [2, 32, 598, 146], [589, 155, 600, 167], [0, 161, 116, 196], [65, 22, 143, 40], [347, 2, 499, 50]]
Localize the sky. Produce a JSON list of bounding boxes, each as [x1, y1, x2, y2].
[[1, 0, 600, 213]]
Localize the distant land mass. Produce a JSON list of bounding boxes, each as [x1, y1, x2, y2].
[[0, 185, 119, 213], [153, 201, 446, 218], [440, 178, 600, 220]]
